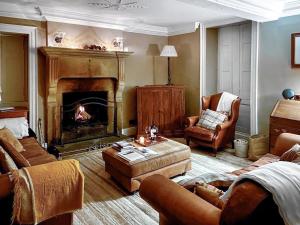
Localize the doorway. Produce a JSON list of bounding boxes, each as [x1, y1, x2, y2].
[[218, 22, 251, 135], [204, 21, 258, 136], [0, 23, 37, 132], [0, 32, 28, 107]]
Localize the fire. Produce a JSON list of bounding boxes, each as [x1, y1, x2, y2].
[[75, 105, 91, 121]]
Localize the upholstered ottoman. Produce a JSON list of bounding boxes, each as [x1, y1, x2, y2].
[[102, 139, 191, 192]]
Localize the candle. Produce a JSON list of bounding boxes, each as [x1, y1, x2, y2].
[[139, 136, 145, 144]]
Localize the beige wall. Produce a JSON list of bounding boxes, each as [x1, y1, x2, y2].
[[47, 22, 168, 129], [206, 28, 218, 95], [168, 29, 200, 116], [258, 14, 300, 134]]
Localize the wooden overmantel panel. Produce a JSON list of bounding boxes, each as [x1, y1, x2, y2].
[[39, 47, 133, 144]]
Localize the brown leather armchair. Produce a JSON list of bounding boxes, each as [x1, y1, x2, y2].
[[140, 133, 300, 225], [184, 93, 241, 153]]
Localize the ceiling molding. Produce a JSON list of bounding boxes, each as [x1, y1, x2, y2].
[[0, 1, 300, 37], [282, 0, 300, 17], [40, 6, 169, 36], [178, 0, 283, 22], [204, 17, 247, 28]]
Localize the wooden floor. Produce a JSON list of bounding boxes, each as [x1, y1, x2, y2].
[[69, 139, 251, 225]]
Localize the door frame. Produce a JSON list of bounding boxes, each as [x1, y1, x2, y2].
[[200, 21, 259, 135], [0, 23, 38, 132]]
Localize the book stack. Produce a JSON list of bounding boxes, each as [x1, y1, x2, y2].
[[112, 140, 133, 151]]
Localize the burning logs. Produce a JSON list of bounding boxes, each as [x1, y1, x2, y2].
[[75, 105, 91, 121]]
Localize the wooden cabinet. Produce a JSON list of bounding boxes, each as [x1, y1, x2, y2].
[[269, 100, 300, 149], [137, 85, 185, 137]]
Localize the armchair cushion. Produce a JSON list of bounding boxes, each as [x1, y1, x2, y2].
[[185, 126, 214, 142], [197, 109, 228, 131]]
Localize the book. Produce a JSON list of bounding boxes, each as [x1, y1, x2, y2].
[[112, 141, 133, 151], [117, 151, 145, 162]]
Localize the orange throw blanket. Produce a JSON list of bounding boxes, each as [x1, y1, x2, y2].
[[12, 159, 84, 224]]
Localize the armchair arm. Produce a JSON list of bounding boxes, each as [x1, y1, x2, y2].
[[216, 120, 233, 132], [140, 175, 221, 225], [186, 116, 199, 128], [271, 133, 300, 156]]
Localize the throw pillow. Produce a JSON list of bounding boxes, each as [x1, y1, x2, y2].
[[0, 117, 29, 139], [197, 109, 228, 131], [194, 182, 225, 209], [0, 140, 30, 168], [0, 128, 24, 152], [280, 144, 300, 162], [0, 146, 18, 173]]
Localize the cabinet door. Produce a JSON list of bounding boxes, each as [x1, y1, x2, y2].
[[172, 88, 185, 135], [137, 88, 154, 135], [159, 89, 172, 136]]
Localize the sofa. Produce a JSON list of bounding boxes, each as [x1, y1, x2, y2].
[[0, 112, 83, 225], [140, 133, 300, 225]]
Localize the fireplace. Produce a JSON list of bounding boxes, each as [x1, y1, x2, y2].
[[40, 47, 132, 144], [61, 91, 115, 144]]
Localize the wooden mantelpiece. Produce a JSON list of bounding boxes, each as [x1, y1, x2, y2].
[[40, 47, 133, 144], [39, 47, 133, 58]]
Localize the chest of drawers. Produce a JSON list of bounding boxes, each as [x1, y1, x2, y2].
[[269, 100, 300, 149]]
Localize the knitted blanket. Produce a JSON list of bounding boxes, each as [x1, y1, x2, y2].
[[221, 161, 300, 225], [12, 159, 84, 224]]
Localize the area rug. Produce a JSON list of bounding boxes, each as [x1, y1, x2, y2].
[[69, 140, 251, 225]]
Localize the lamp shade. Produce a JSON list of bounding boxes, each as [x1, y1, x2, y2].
[[160, 45, 178, 57]]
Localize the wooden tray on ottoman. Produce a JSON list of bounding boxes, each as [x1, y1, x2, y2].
[[135, 136, 168, 147], [102, 138, 191, 192]]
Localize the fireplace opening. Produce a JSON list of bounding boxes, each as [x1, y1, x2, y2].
[[61, 91, 112, 144]]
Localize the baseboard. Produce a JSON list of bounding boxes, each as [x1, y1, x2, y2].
[[121, 127, 137, 136]]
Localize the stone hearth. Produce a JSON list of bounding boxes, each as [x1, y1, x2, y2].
[[40, 47, 132, 144]]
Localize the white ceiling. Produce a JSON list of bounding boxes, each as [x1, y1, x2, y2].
[[0, 0, 300, 36]]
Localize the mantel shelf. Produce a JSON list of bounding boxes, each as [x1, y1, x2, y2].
[[39, 46, 133, 58]]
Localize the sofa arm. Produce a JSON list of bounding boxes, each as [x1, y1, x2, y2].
[[140, 174, 221, 225], [186, 116, 199, 128], [271, 133, 300, 156], [0, 174, 12, 199]]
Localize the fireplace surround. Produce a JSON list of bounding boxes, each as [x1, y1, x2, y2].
[[40, 47, 132, 144]]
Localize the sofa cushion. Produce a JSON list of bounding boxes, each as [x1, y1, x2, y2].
[[0, 128, 24, 152], [185, 126, 214, 142], [280, 144, 300, 162], [19, 137, 56, 165], [0, 140, 30, 168], [194, 182, 224, 209], [231, 153, 280, 176], [0, 146, 18, 173], [197, 109, 227, 131]]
